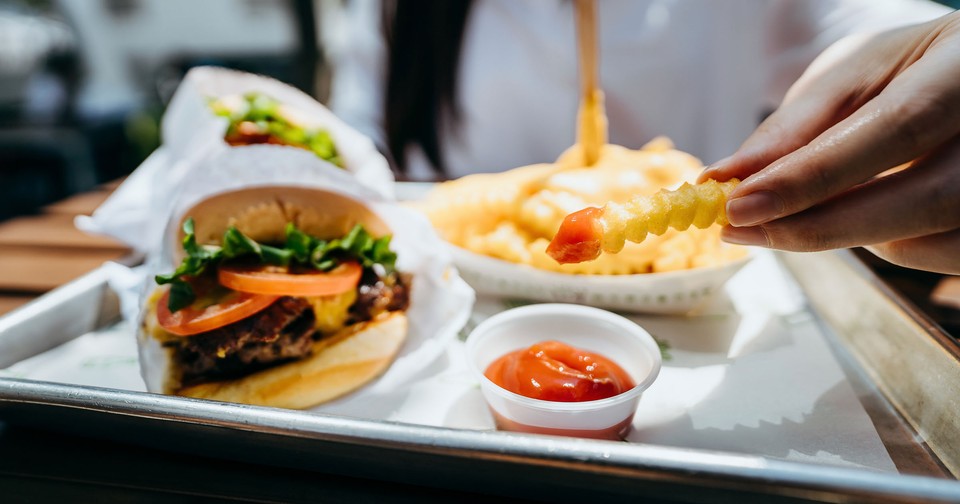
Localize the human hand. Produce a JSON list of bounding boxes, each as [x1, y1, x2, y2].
[[699, 11, 960, 274]]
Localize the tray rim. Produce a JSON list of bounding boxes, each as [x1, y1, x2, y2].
[[778, 249, 960, 478], [1, 377, 960, 503]]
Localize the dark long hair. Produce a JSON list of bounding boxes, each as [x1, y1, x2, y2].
[[383, 0, 474, 177]]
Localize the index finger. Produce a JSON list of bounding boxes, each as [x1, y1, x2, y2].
[[726, 51, 960, 227], [699, 31, 901, 185]]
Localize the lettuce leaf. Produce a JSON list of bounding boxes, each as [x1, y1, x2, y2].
[[156, 218, 396, 312]]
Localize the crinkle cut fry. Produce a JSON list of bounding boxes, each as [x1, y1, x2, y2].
[[546, 179, 739, 264], [602, 178, 740, 253]]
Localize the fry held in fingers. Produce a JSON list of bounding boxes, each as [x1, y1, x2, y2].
[[547, 179, 739, 264]]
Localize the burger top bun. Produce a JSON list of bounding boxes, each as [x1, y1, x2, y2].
[[175, 186, 391, 252]]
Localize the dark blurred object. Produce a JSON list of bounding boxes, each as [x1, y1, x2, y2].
[[292, 0, 319, 96], [0, 5, 76, 123], [0, 129, 95, 220], [156, 0, 318, 103], [0, 2, 85, 220], [854, 248, 960, 338]]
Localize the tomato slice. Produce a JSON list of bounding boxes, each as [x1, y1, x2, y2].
[[156, 284, 279, 337], [218, 262, 362, 297]]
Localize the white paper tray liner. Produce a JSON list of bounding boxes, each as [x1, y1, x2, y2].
[[2, 251, 897, 473]]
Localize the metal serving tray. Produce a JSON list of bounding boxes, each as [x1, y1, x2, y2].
[[1, 250, 959, 503]]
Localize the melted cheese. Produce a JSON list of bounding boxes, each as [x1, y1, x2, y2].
[[307, 289, 357, 334]]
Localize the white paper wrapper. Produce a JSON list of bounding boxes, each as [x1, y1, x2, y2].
[[449, 245, 752, 314], [77, 66, 395, 253], [128, 147, 474, 403]]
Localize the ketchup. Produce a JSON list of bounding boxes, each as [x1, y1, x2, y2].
[[545, 207, 604, 264], [484, 340, 635, 402]]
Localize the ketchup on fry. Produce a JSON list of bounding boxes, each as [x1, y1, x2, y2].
[[545, 207, 604, 264], [484, 340, 635, 402]]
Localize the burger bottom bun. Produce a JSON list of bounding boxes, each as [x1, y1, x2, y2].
[[174, 312, 408, 409]]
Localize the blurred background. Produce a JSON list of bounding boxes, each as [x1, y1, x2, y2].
[[1, 0, 960, 326], [0, 0, 337, 220], [1, 0, 960, 221]]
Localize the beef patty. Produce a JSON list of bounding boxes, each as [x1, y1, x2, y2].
[[172, 296, 316, 386], [168, 273, 411, 387]]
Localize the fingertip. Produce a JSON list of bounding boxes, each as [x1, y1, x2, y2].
[[696, 169, 715, 184], [698, 155, 733, 183]]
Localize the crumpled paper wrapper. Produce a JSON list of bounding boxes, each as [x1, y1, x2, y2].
[[77, 66, 395, 253]]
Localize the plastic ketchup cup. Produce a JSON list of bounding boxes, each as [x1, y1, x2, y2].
[[465, 304, 662, 440]]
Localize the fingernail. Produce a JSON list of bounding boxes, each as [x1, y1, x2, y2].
[[697, 156, 732, 183], [709, 154, 735, 167], [721, 226, 769, 247], [726, 191, 784, 227]]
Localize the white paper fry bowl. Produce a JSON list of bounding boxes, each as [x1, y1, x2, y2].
[[449, 245, 751, 314]]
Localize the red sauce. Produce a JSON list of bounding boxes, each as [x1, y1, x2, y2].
[[545, 207, 604, 264], [484, 340, 635, 402]]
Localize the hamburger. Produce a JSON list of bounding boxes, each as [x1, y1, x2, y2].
[[139, 186, 409, 408], [209, 92, 343, 168]]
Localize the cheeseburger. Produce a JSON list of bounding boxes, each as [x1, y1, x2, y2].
[[139, 187, 409, 408]]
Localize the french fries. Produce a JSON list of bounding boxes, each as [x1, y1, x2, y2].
[[415, 138, 746, 274]]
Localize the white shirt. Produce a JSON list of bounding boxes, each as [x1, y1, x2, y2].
[[327, 0, 950, 180]]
